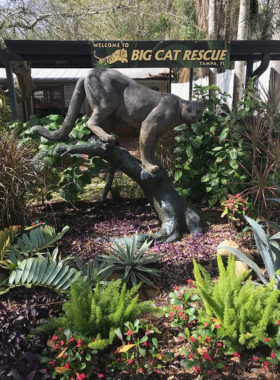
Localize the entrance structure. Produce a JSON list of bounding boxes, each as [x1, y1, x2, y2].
[[2, 39, 280, 120]]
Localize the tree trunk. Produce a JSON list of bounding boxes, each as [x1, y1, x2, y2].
[[55, 137, 206, 245], [208, 0, 217, 91], [233, 0, 250, 107]]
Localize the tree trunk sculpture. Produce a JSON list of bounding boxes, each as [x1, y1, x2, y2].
[[56, 136, 206, 245]]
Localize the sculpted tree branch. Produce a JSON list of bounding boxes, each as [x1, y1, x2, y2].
[[56, 138, 206, 244]]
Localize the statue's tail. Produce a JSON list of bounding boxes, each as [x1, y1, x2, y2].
[[32, 77, 86, 141]]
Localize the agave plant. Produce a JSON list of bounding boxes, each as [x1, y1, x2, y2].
[[217, 215, 280, 288], [74, 256, 111, 284], [99, 232, 162, 286], [0, 257, 80, 295]]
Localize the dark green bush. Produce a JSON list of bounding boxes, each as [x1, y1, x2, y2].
[[172, 85, 249, 206]]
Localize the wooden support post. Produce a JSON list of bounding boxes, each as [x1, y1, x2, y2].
[[0, 48, 18, 120]]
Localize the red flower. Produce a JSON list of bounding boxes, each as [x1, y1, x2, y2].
[[77, 339, 82, 348], [264, 337, 270, 342], [233, 352, 240, 358], [190, 337, 196, 342], [181, 336, 185, 340], [173, 285, 179, 291], [49, 361, 56, 366], [189, 352, 193, 359], [217, 342, 223, 347], [143, 342, 148, 346], [114, 350, 118, 354], [264, 361, 269, 370], [271, 352, 276, 358], [99, 375, 104, 378], [128, 359, 133, 364], [214, 324, 220, 329], [63, 354, 67, 358], [156, 370, 161, 373], [65, 363, 69, 369], [203, 352, 209, 359], [278, 320, 280, 325], [169, 312, 175, 317], [69, 337, 74, 342], [253, 357, 258, 361], [18, 225, 22, 228], [146, 329, 151, 334], [60, 340, 64, 346], [187, 279, 193, 283], [194, 366, 199, 372], [204, 323, 209, 327], [138, 368, 144, 373], [126, 329, 133, 336]]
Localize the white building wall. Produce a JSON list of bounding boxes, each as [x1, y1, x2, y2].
[[171, 61, 272, 107]]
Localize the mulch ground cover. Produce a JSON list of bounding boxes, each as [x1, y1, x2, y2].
[[1, 198, 280, 380]]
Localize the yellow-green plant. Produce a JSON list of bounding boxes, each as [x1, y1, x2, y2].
[[33, 280, 160, 350], [193, 254, 280, 350]]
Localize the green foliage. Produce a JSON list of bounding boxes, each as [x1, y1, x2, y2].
[[193, 255, 280, 350], [73, 255, 111, 284], [33, 280, 158, 350], [0, 226, 19, 270], [0, 92, 12, 133], [12, 114, 107, 203], [0, 133, 39, 229], [218, 215, 280, 289], [172, 85, 248, 206], [108, 320, 173, 376], [0, 224, 69, 268], [0, 257, 80, 295], [100, 232, 162, 286]]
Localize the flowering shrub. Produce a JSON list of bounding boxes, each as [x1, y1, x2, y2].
[[41, 330, 101, 379], [108, 319, 173, 376], [253, 331, 280, 371], [221, 193, 251, 228], [179, 322, 234, 378], [163, 282, 201, 328]]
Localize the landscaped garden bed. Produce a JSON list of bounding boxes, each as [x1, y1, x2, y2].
[[1, 198, 280, 380]]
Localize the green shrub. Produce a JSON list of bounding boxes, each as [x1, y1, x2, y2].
[[193, 254, 280, 350], [172, 85, 248, 206], [33, 280, 160, 350], [11, 114, 107, 203]]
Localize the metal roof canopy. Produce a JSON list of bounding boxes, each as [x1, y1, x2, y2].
[[1, 39, 280, 120]]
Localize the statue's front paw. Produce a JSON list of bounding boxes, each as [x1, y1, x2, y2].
[[100, 134, 115, 143], [143, 163, 160, 173]]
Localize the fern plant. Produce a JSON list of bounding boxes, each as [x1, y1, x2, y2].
[[99, 232, 162, 285], [0, 257, 80, 295], [193, 254, 280, 350], [33, 280, 160, 350]]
